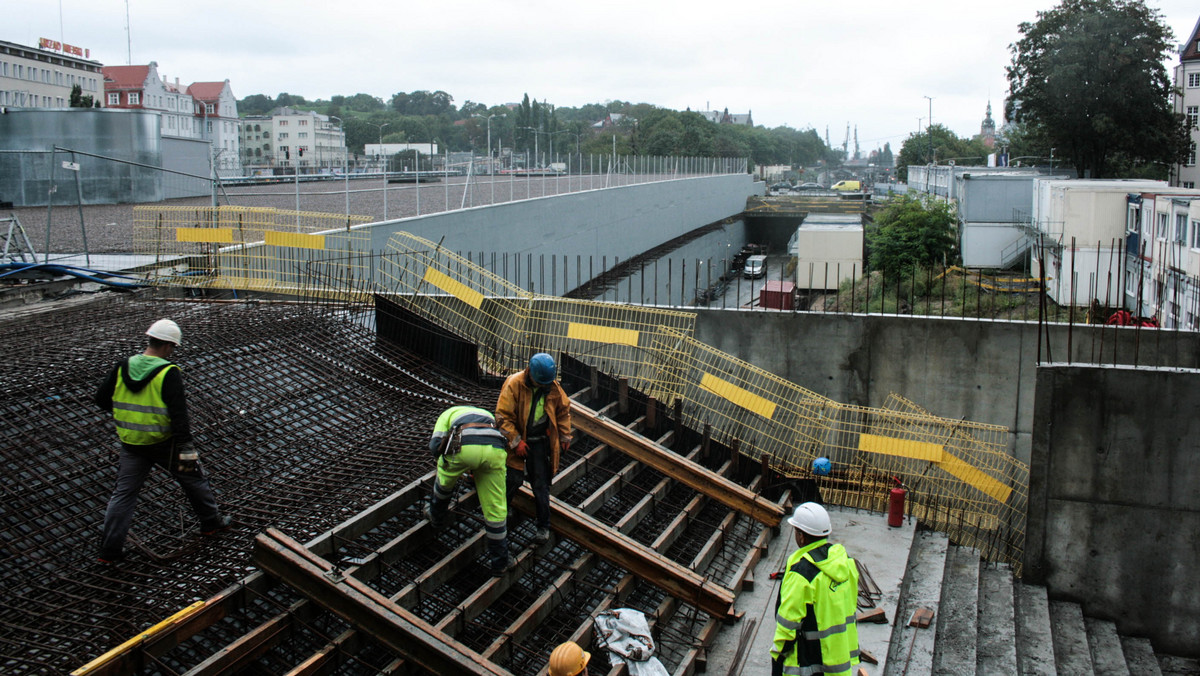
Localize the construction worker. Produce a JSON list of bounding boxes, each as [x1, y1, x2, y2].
[[424, 405, 515, 575], [496, 352, 572, 544], [772, 502, 860, 676], [95, 319, 230, 563], [548, 641, 590, 676]]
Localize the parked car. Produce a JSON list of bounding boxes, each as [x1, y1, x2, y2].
[[743, 255, 767, 279], [798, 182, 824, 190]]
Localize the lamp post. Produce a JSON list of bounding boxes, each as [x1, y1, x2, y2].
[[923, 95, 934, 164], [476, 113, 506, 203], [374, 122, 390, 219], [330, 115, 348, 216], [519, 126, 542, 169]]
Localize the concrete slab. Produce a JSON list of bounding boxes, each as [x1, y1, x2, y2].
[[704, 506, 915, 675], [1050, 600, 1095, 675], [977, 563, 1019, 676], [1119, 636, 1163, 676], [883, 529, 948, 676], [1016, 583, 1057, 675], [932, 545, 980, 675], [1084, 617, 1130, 676]]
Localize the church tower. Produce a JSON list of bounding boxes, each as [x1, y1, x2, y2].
[[980, 102, 996, 148]]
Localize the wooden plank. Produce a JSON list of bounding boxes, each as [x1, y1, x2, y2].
[[252, 528, 513, 676], [511, 490, 737, 620], [571, 401, 784, 528]]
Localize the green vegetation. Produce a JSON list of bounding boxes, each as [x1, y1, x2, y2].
[[818, 267, 1044, 320], [1005, 0, 1189, 178], [867, 193, 957, 279], [236, 90, 844, 167], [68, 84, 96, 108], [894, 124, 993, 182]]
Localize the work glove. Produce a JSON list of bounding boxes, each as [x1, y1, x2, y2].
[[560, 438, 571, 453], [175, 442, 199, 473], [514, 440, 529, 459]]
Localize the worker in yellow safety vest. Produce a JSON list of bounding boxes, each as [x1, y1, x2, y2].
[[94, 319, 230, 563], [772, 502, 860, 676]]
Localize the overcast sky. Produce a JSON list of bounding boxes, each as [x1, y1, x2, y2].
[[9, 1, 1200, 152]]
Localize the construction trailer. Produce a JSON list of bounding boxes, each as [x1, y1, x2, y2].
[[1030, 178, 1166, 307], [789, 213, 863, 291]]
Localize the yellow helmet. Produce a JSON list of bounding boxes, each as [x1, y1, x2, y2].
[[548, 641, 590, 676]]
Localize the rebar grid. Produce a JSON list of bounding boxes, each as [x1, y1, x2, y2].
[[0, 293, 498, 673]]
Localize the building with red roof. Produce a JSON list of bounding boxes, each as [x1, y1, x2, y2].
[[102, 62, 197, 139]]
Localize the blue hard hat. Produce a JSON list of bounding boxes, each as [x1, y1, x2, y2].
[[812, 457, 832, 476], [529, 353, 557, 385]]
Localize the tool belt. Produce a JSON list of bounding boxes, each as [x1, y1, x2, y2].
[[439, 421, 497, 458]]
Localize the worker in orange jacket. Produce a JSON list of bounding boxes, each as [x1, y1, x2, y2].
[[496, 353, 571, 544]]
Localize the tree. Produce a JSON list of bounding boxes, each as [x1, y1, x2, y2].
[[895, 125, 990, 181], [68, 84, 94, 108], [867, 194, 957, 278], [1005, 0, 1189, 178]]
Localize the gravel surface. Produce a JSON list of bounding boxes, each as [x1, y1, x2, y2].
[[10, 173, 660, 254]]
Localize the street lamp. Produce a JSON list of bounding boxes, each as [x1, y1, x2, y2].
[[519, 126, 543, 168], [374, 122, 390, 219], [330, 115, 348, 216], [923, 95, 934, 164]]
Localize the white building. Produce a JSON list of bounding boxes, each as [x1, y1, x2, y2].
[[102, 62, 196, 138], [239, 115, 273, 174], [0, 38, 103, 109], [270, 107, 346, 172], [187, 80, 241, 175], [1124, 189, 1200, 326], [1030, 179, 1166, 307], [1173, 15, 1200, 189], [789, 214, 863, 290]]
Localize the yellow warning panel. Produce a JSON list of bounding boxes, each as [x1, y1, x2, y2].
[[424, 267, 484, 309], [567, 322, 640, 347], [858, 433, 944, 462], [176, 227, 233, 243], [699, 373, 776, 420], [939, 453, 1012, 503], [265, 230, 326, 250]]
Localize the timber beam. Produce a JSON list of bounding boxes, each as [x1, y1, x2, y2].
[[570, 401, 784, 528], [511, 490, 737, 621], [252, 527, 513, 676]]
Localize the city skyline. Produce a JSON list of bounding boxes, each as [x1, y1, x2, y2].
[[7, 0, 1199, 153]]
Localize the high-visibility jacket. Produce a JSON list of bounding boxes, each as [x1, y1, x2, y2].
[[772, 539, 860, 676], [428, 406, 508, 453], [112, 361, 178, 446]]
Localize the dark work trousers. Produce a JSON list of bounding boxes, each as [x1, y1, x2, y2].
[[505, 437, 551, 530], [99, 442, 221, 559]]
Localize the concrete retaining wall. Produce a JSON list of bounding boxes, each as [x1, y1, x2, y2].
[[692, 310, 1200, 462], [1025, 364, 1200, 657], [356, 174, 761, 265]]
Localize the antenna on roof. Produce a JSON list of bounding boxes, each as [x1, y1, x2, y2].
[[124, 0, 132, 65]]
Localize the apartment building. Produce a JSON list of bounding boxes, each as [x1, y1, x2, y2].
[[239, 115, 273, 174], [101, 62, 196, 138], [267, 107, 346, 172], [1173, 16, 1200, 189], [188, 80, 241, 174], [0, 38, 103, 109]]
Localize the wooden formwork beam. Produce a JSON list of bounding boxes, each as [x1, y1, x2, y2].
[[252, 527, 513, 676], [512, 490, 737, 621], [570, 401, 784, 528]]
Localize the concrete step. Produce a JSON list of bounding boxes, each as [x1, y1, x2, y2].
[[1015, 582, 1057, 675], [882, 529, 948, 676], [1083, 617, 1129, 676], [1049, 600, 1095, 675], [931, 545, 979, 675], [1120, 636, 1163, 676], [976, 563, 1018, 676], [1158, 654, 1200, 676]]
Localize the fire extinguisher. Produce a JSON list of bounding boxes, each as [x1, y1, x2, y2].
[[888, 477, 907, 528]]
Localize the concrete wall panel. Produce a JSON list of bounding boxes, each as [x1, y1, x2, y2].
[[1026, 365, 1200, 656]]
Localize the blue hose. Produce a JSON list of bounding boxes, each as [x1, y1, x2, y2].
[[0, 262, 146, 288]]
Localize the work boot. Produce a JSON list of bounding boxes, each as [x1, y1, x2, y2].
[[201, 514, 233, 536], [423, 502, 446, 528], [533, 527, 551, 544], [490, 554, 517, 577]]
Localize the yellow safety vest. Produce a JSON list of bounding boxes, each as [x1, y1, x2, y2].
[[773, 540, 860, 676], [112, 365, 177, 446]]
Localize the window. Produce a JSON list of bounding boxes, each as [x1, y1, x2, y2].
[[1185, 181, 1197, 189], [1158, 212, 1169, 239], [205, 103, 214, 114], [1189, 142, 1198, 167], [279, 132, 289, 139], [107, 93, 119, 105], [1190, 72, 1200, 88], [1192, 219, 1200, 248], [1176, 213, 1188, 244], [1188, 106, 1199, 130], [298, 119, 308, 125], [279, 120, 288, 126], [127, 92, 139, 104], [298, 132, 308, 138]]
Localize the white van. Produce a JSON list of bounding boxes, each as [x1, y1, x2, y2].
[[744, 255, 767, 279]]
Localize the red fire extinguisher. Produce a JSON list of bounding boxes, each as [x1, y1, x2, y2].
[[888, 477, 907, 528]]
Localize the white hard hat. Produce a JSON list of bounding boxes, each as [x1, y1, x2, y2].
[[787, 502, 831, 537], [146, 319, 182, 345]]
